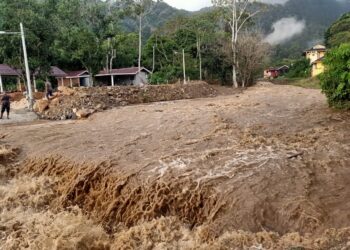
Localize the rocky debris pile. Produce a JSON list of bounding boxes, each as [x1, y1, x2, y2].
[[36, 82, 218, 120], [11, 98, 28, 110]]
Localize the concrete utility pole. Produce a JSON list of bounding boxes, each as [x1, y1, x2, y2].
[[152, 45, 155, 73], [138, 15, 142, 72], [0, 23, 33, 109], [20, 23, 34, 109], [0, 75, 3, 93]]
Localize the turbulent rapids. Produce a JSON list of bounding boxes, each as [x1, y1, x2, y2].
[[1, 84, 350, 249]]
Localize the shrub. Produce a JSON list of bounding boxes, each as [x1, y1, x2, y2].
[[36, 80, 45, 92], [285, 58, 311, 78], [320, 43, 350, 109], [149, 66, 179, 85]]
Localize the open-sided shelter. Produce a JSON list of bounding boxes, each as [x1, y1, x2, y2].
[[62, 70, 91, 87], [0, 64, 20, 93], [95, 67, 151, 86]]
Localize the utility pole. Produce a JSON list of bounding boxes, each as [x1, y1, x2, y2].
[[152, 45, 155, 73], [0, 76, 3, 93], [20, 23, 33, 110], [183, 49, 187, 84], [138, 14, 142, 72], [0, 23, 33, 109]]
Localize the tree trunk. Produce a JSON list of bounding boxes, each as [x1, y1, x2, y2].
[[138, 15, 142, 71], [231, 29, 238, 88], [232, 64, 238, 88], [110, 49, 115, 72], [197, 37, 202, 81], [152, 45, 155, 73]]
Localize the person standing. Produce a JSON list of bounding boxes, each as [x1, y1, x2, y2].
[[45, 79, 53, 100], [0, 92, 11, 119]]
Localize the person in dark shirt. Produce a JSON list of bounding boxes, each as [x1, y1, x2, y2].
[[1, 92, 11, 119], [45, 80, 53, 100]]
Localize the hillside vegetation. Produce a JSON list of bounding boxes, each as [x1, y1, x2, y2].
[[257, 0, 350, 60], [121, 0, 350, 60], [326, 13, 350, 48]]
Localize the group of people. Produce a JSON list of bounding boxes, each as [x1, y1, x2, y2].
[[0, 80, 53, 120]]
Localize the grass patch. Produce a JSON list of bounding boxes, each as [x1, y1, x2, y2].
[[272, 77, 321, 89], [290, 77, 321, 89]]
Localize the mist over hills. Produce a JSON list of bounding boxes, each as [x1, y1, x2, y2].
[[123, 0, 350, 60]]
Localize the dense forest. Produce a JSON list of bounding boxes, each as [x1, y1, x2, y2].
[[0, 0, 349, 85], [326, 13, 350, 48]]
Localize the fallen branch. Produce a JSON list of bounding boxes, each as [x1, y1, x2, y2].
[[287, 151, 304, 159]]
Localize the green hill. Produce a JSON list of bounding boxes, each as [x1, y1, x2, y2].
[[122, 0, 350, 59], [325, 13, 350, 48], [121, 1, 190, 39], [256, 0, 350, 59]]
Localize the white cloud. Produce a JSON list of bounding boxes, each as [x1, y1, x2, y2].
[[163, 0, 212, 11], [261, 0, 289, 4], [163, 0, 290, 11], [264, 17, 306, 45]]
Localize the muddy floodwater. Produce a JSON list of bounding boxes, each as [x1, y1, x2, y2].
[[1, 83, 350, 249]]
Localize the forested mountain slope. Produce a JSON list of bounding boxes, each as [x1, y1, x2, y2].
[[123, 0, 350, 59], [326, 12, 350, 48], [258, 0, 350, 59]]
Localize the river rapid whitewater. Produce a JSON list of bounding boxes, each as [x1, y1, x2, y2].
[[1, 84, 350, 249]]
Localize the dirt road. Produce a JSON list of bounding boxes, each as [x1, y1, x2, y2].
[[1, 83, 350, 249]]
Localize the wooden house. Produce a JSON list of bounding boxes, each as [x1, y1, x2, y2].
[[264, 68, 279, 79]]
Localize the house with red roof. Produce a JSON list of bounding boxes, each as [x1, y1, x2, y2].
[[95, 67, 151, 86]]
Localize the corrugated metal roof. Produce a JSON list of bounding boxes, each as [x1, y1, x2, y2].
[[96, 67, 151, 76], [0, 64, 20, 76], [33, 66, 67, 77], [50, 66, 67, 77], [66, 70, 89, 78]]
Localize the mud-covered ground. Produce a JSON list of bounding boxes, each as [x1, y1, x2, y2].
[[1, 83, 350, 249]]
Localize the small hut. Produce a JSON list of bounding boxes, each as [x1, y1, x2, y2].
[[95, 67, 151, 86], [33, 66, 67, 91], [0, 64, 20, 93], [62, 70, 91, 87]]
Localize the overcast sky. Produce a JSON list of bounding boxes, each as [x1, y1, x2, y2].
[[163, 0, 212, 11], [163, 0, 290, 11]]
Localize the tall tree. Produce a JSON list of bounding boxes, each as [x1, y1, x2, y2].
[[188, 12, 218, 81], [212, 0, 261, 88], [132, 0, 156, 71], [0, 0, 56, 76]]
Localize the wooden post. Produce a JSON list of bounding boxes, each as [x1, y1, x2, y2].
[[111, 75, 115, 87], [17, 77, 21, 91], [61, 78, 64, 87], [152, 45, 155, 73], [0, 75, 3, 93], [70, 78, 73, 88], [33, 76, 37, 92]]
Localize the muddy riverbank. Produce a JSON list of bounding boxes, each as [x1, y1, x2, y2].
[[1, 84, 350, 249]]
